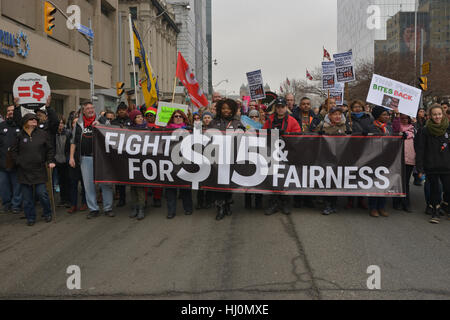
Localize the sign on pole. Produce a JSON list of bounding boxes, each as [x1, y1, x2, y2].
[[246, 70, 266, 100], [367, 74, 422, 118], [155, 102, 189, 127], [329, 82, 344, 106], [322, 61, 336, 90], [76, 24, 94, 39], [13, 73, 51, 108], [334, 51, 355, 83]]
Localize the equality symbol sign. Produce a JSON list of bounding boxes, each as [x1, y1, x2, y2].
[[13, 73, 51, 107]]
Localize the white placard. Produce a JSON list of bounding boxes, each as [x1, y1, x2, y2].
[[367, 74, 422, 118], [322, 61, 336, 90], [334, 51, 355, 83], [13, 73, 51, 107], [246, 70, 266, 100]]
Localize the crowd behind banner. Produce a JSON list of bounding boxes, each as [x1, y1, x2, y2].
[[1, 93, 450, 226]]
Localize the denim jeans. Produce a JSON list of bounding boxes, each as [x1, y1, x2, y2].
[[368, 197, 387, 210], [0, 169, 22, 210], [21, 184, 52, 222], [80, 156, 113, 212]]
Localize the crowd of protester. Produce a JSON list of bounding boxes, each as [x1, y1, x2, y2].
[[1, 92, 449, 226]]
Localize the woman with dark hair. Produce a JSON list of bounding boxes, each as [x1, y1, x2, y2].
[[415, 108, 427, 131], [393, 113, 416, 212], [165, 110, 193, 219], [211, 99, 244, 220], [416, 104, 450, 224]]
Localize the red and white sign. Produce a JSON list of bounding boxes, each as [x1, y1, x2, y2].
[[176, 52, 208, 108], [13, 73, 51, 107]]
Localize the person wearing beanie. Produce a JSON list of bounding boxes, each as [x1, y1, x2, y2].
[[111, 103, 132, 208], [128, 110, 148, 220], [11, 113, 56, 226], [367, 105, 393, 218], [145, 107, 159, 129]]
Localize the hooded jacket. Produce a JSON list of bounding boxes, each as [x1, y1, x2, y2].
[[11, 126, 55, 185], [347, 112, 374, 135], [319, 114, 349, 135], [263, 113, 301, 133], [0, 118, 21, 170], [211, 114, 244, 131]]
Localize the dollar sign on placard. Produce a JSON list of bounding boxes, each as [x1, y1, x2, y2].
[[32, 82, 45, 102]]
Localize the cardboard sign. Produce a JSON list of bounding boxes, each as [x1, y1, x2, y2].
[[13, 73, 51, 107], [155, 102, 189, 127], [334, 51, 355, 83], [246, 70, 266, 100], [367, 74, 422, 118]]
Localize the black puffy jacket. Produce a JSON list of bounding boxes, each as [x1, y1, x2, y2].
[[415, 126, 450, 175], [347, 113, 374, 135]]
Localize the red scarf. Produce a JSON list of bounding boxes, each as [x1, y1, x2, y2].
[[83, 115, 96, 128], [374, 120, 387, 134]]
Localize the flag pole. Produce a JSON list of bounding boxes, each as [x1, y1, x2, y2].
[[172, 76, 177, 103], [129, 14, 139, 107]]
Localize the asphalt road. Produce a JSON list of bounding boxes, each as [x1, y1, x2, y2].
[[0, 183, 449, 300]]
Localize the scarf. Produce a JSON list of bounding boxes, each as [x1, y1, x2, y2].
[[352, 112, 365, 119], [373, 120, 387, 134], [426, 117, 449, 137], [166, 123, 185, 129], [83, 115, 96, 128]]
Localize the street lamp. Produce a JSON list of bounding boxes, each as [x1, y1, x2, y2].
[[214, 79, 228, 88]]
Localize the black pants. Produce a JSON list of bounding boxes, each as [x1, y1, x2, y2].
[[166, 188, 193, 214], [324, 196, 338, 208], [427, 174, 450, 207], [394, 165, 414, 207], [56, 163, 70, 203], [117, 185, 126, 203], [197, 190, 213, 206], [269, 195, 290, 208]]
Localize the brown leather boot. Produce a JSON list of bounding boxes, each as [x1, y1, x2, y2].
[[379, 209, 389, 217], [370, 209, 379, 217]]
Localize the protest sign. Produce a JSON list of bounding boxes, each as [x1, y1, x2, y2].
[[13, 73, 51, 108], [322, 61, 336, 89], [246, 70, 266, 100], [94, 126, 405, 197], [367, 74, 422, 118], [334, 51, 355, 83], [155, 102, 189, 127], [329, 83, 344, 105]]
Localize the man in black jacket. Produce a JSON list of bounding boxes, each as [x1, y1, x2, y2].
[[11, 113, 55, 226], [111, 102, 132, 207], [0, 105, 22, 213]]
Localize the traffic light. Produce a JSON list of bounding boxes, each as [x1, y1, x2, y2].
[[116, 82, 125, 97], [418, 76, 428, 91], [44, 1, 57, 36]]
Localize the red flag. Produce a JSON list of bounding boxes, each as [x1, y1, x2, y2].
[[176, 52, 208, 108], [286, 78, 291, 86], [323, 48, 331, 61], [280, 86, 284, 93], [306, 69, 313, 81]]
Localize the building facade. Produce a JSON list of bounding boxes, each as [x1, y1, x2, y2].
[[167, 0, 209, 97], [0, 0, 120, 117], [118, 0, 179, 104]]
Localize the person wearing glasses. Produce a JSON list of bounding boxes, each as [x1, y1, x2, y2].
[[165, 110, 193, 219], [263, 97, 301, 216], [145, 107, 159, 129]]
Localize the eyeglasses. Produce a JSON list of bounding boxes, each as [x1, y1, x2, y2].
[[146, 114, 155, 117], [250, 116, 259, 119], [174, 115, 183, 119]]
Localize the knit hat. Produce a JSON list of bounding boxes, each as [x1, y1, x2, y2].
[[202, 111, 213, 120], [129, 109, 142, 123], [372, 106, 388, 120], [248, 110, 260, 118], [145, 107, 157, 116], [329, 106, 343, 114]]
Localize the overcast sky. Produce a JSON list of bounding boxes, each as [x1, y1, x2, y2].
[[212, 0, 338, 95]]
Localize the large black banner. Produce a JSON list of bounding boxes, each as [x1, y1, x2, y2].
[[93, 126, 405, 197]]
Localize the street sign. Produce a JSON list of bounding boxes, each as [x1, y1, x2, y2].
[[422, 62, 430, 75], [76, 24, 94, 39]]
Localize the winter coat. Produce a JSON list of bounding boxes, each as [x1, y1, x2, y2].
[[347, 112, 374, 135], [111, 116, 132, 128], [0, 119, 21, 170], [367, 121, 393, 136], [319, 115, 349, 135], [263, 114, 302, 133], [415, 125, 450, 175], [13, 106, 59, 138], [55, 129, 71, 164], [211, 115, 244, 131], [11, 128, 55, 185], [392, 118, 416, 166], [292, 108, 321, 132]]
